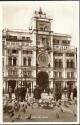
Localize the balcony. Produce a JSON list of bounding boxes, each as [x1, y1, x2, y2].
[[8, 75, 18, 78], [53, 77, 64, 81], [65, 67, 77, 71], [6, 35, 32, 43], [54, 67, 63, 70], [65, 77, 77, 82], [6, 65, 18, 69]]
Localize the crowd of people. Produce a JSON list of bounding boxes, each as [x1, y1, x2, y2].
[[7, 84, 77, 102], [8, 84, 27, 102]]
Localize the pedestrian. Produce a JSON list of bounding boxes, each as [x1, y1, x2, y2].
[[38, 86, 41, 100], [67, 88, 71, 101], [21, 85, 25, 102], [28, 87, 31, 97], [33, 85, 40, 101], [14, 86, 18, 101], [17, 85, 21, 101], [73, 97, 77, 117], [55, 89, 62, 101], [54, 100, 63, 119], [73, 86, 77, 100], [8, 86, 12, 100], [24, 87, 27, 101], [21, 85, 27, 101]]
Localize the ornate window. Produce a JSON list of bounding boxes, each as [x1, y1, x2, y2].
[[53, 39, 59, 45], [66, 60, 70, 68], [71, 72, 74, 78], [66, 53, 74, 57], [66, 60, 75, 68], [54, 59, 58, 68], [12, 49, 18, 54], [8, 69, 17, 76], [44, 26, 48, 31], [8, 69, 13, 76], [42, 37, 46, 44], [54, 71, 58, 78], [59, 59, 63, 68], [23, 50, 32, 54], [23, 58, 26, 66], [71, 60, 75, 68], [59, 72, 62, 78], [13, 57, 17, 66], [8, 57, 12, 66], [23, 71, 31, 78], [67, 72, 70, 78], [28, 57, 31, 66]]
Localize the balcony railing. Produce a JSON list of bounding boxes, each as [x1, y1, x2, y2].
[[8, 75, 18, 78], [6, 36, 32, 43]]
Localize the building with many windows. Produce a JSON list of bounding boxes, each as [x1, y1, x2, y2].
[[2, 8, 77, 94]]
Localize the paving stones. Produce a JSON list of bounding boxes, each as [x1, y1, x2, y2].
[[3, 95, 77, 122]]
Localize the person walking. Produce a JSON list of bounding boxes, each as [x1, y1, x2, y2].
[[17, 85, 21, 101], [67, 89, 71, 101], [38, 86, 41, 100], [28, 87, 31, 97], [8, 86, 12, 100], [33, 85, 40, 100], [73, 86, 77, 100], [21, 85, 25, 102], [14, 86, 18, 101]]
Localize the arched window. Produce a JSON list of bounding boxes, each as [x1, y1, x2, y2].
[[42, 37, 46, 45], [44, 26, 48, 31], [66, 60, 69, 68], [23, 58, 26, 66], [54, 59, 59, 68], [59, 59, 63, 68], [8, 57, 12, 66], [28, 57, 31, 66], [71, 60, 75, 68], [13, 57, 17, 66]]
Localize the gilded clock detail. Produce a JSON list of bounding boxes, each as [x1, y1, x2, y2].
[[37, 52, 50, 66]]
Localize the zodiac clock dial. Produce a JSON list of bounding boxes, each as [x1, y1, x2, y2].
[[37, 52, 50, 66]]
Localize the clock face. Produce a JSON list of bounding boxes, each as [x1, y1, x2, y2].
[[37, 52, 50, 66]]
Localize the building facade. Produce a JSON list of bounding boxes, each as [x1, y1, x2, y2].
[[2, 8, 77, 94]]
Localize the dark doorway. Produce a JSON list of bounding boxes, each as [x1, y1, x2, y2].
[[8, 80, 16, 93], [37, 71, 49, 92]]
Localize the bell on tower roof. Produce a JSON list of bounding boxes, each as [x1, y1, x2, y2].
[[39, 7, 43, 14]]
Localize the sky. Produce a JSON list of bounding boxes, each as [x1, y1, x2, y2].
[[2, 1, 79, 47]]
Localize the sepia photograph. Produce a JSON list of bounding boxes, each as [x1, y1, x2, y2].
[[1, 1, 79, 123]]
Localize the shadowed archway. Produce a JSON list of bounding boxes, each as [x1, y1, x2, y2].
[[37, 71, 49, 92]]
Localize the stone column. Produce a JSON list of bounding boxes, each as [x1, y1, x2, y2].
[[12, 57, 13, 66], [3, 80, 6, 93], [33, 80, 36, 89], [63, 81, 66, 88], [26, 58, 28, 66], [74, 53, 77, 68], [31, 82, 32, 93], [6, 81, 8, 93], [50, 80, 53, 88]]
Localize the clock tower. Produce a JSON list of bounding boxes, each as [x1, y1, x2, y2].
[[31, 8, 54, 92]]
